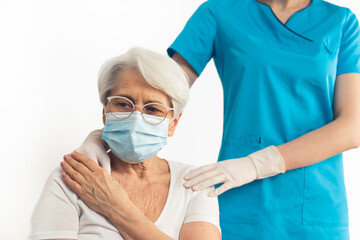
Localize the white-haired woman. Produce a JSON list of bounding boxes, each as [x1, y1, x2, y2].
[[30, 48, 221, 240]]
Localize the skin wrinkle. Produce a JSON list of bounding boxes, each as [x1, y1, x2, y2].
[[111, 171, 169, 222]]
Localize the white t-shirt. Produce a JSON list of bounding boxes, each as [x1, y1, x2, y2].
[[30, 160, 220, 240]]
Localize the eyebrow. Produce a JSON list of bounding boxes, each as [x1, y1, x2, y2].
[[111, 95, 168, 106], [114, 95, 135, 103]]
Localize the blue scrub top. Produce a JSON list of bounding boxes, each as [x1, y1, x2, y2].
[[168, 0, 360, 239]]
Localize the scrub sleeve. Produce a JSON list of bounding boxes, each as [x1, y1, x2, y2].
[[167, 0, 216, 76], [168, 0, 360, 239], [337, 10, 360, 75]]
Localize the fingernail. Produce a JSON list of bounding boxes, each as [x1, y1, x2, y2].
[[71, 152, 77, 157], [61, 172, 66, 177], [63, 155, 68, 160], [60, 161, 66, 166]]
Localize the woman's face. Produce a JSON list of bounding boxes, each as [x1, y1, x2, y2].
[[103, 67, 181, 137]]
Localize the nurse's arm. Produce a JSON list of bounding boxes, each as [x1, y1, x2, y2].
[[172, 52, 198, 87], [277, 73, 360, 170]]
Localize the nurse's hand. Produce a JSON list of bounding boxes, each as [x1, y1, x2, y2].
[[60, 152, 131, 217], [184, 146, 286, 197], [75, 129, 111, 173]]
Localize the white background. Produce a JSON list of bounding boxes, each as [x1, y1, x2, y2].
[[0, 0, 359, 239]]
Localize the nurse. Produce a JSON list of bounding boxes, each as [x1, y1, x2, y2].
[[167, 0, 360, 239], [77, 0, 360, 239]]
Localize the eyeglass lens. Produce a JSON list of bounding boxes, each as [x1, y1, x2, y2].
[[108, 97, 169, 124]]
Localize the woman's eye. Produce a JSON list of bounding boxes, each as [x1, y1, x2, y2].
[[111, 100, 133, 111], [117, 102, 129, 107], [144, 105, 165, 115], [147, 107, 160, 113]]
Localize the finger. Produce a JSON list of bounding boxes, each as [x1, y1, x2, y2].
[[64, 154, 92, 178], [208, 182, 233, 197], [61, 159, 86, 184], [184, 163, 217, 180], [71, 151, 100, 172], [62, 171, 82, 194], [183, 170, 219, 188], [191, 174, 226, 191]]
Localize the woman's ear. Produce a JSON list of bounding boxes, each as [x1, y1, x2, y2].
[[168, 113, 182, 137]]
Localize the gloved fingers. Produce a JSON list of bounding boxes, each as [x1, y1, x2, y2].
[[190, 174, 226, 191], [183, 170, 221, 189], [75, 145, 97, 161], [208, 182, 233, 197], [97, 151, 111, 174], [87, 129, 104, 138], [184, 163, 217, 181]]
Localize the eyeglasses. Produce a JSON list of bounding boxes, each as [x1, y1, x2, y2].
[[106, 96, 174, 125]]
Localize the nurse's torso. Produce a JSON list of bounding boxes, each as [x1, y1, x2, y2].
[[214, 0, 349, 239]]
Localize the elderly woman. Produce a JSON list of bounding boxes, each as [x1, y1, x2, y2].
[[30, 48, 221, 240]]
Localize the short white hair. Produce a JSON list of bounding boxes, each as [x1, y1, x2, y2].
[[98, 47, 190, 116]]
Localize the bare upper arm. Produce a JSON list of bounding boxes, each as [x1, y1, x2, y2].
[[179, 222, 220, 240], [172, 52, 198, 87], [333, 73, 360, 118], [333, 73, 360, 145]]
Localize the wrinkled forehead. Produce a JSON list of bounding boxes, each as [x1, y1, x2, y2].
[[109, 68, 172, 107]]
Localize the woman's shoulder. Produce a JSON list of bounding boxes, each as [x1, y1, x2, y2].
[[165, 160, 216, 194], [42, 166, 78, 202], [164, 161, 220, 230], [166, 160, 198, 178], [46, 166, 67, 185]]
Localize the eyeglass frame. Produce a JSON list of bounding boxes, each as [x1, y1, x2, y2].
[[105, 96, 175, 125]]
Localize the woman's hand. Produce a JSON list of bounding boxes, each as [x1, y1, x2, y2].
[[60, 152, 131, 217], [60, 152, 175, 240]]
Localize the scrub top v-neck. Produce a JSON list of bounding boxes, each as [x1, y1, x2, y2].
[[168, 0, 360, 239]]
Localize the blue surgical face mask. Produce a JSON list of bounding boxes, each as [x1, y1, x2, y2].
[[102, 111, 169, 164]]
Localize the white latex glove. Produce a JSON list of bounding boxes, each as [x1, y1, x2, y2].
[[183, 146, 286, 197], [75, 129, 111, 173]]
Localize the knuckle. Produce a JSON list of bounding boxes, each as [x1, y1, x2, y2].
[[204, 172, 213, 178], [99, 169, 107, 177], [80, 157, 87, 165], [72, 171, 79, 179], [63, 174, 70, 182], [74, 162, 81, 169]]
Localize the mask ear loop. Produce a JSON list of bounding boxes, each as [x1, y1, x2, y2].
[[103, 106, 113, 122], [101, 106, 112, 155], [167, 109, 176, 124]]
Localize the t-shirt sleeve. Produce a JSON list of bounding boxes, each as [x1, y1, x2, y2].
[[183, 186, 220, 232], [167, 0, 217, 76], [30, 167, 79, 240], [337, 9, 360, 76]]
